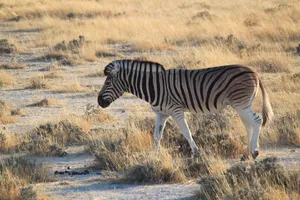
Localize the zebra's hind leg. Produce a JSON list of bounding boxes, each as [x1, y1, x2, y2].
[[153, 113, 169, 152], [172, 111, 200, 158], [237, 108, 262, 160], [239, 117, 253, 161]]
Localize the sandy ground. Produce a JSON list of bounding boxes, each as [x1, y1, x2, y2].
[[1, 22, 300, 200], [32, 147, 200, 200], [30, 145, 299, 200]]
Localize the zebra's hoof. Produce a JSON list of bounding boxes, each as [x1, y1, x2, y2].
[[252, 150, 259, 159], [192, 150, 202, 161], [240, 154, 249, 161], [193, 151, 200, 158]]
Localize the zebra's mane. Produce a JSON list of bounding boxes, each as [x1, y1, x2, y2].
[[104, 59, 165, 76]]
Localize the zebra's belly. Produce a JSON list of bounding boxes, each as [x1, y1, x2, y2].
[[151, 100, 230, 116], [183, 103, 229, 114]]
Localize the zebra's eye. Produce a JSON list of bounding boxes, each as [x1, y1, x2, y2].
[[105, 77, 113, 86]]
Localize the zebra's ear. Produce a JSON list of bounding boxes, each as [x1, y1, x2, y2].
[[104, 67, 110, 76], [104, 61, 120, 76]]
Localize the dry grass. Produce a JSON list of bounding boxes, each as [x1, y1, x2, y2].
[[87, 131, 186, 183], [26, 98, 63, 107], [0, 63, 27, 69], [54, 82, 90, 93], [195, 157, 300, 200], [274, 109, 300, 146], [0, 70, 15, 86], [84, 104, 116, 123], [87, 115, 233, 183], [27, 77, 51, 89], [95, 49, 120, 58], [44, 72, 63, 79], [0, 100, 18, 124], [0, 0, 300, 195], [18, 119, 91, 156], [128, 110, 245, 158], [86, 70, 105, 77], [0, 114, 17, 124], [2, 0, 299, 64], [0, 129, 19, 153], [36, 52, 78, 66], [0, 157, 51, 200], [125, 150, 186, 184], [0, 39, 16, 53], [40, 65, 63, 72]]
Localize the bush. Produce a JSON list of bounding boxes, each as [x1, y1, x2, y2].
[[125, 151, 185, 184], [0, 39, 16, 54], [195, 157, 300, 200], [275, 110, 300, 146], [88, 115, 232, 183], [125, 110, 244, 158], [0, 157, 50, 199], [0, 129, 19, 153], [0, 70, 15, 86], [163, 112, 245, 158], [0, 63, 26, 69], [20, 120, 88, 155], [0, 100, 17, 124]]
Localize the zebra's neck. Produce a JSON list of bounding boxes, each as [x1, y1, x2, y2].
[[120, 63, 167, 108]]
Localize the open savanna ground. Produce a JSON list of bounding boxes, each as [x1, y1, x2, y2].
[[0, 0, 300, 199]]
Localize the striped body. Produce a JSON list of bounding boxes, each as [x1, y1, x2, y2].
[[98, 60, 273, 160], [165, 66, 258, 114]]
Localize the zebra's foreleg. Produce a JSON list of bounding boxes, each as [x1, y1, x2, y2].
[[172, 112, 200, 157], [153, 113, 169, 152]]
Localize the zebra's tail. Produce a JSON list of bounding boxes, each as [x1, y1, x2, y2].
[[259, 78, 274, 126]]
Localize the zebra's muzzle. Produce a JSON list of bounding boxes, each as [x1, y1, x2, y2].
[[98, 95, 110, 108]]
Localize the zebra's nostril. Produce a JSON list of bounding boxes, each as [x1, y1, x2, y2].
[[98, 95, 110, 108]]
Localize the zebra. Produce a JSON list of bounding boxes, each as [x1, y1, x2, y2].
[[98, 59, 273, 160]]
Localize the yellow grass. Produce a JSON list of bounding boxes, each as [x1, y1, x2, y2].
[[54, 83, 90, 93], [0, 130, 19, 153], [0, 71, 15, 86], [44, 72, 63, 79], [1, 0, 299, 66], [27, 98, 63, 107], [0, 157, 50, 199], [0, 101, 18, 124], [0, 0, 300, 194], [0, 63, 26, 69], [0, 115, 17, 124], [28, 77, 51, 89]]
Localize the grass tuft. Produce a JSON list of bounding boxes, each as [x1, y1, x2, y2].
[[0, 129, 19, 153], [27, 77, 51, 89], [27, 98, 62, 107], [54, 82, 90, 93], [0, 157, 50, 200], [0, 39, 16, 54], [125, 151, 186, 184], [84, 104, 116, 123], [20, 119, 89, 156], [0, 63, 26, 69], [0, 70, 15, 86], [195, 156, 300, 200], [0, 100, 17, 124], [275, 109, 300, 146]]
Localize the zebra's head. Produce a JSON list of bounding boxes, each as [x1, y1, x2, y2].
[[98, 61, 125, 108]]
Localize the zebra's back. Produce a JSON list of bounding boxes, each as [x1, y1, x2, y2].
[[165, 65, 259, 113]]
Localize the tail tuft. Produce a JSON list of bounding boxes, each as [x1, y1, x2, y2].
[[259, 78, 274, 126]]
